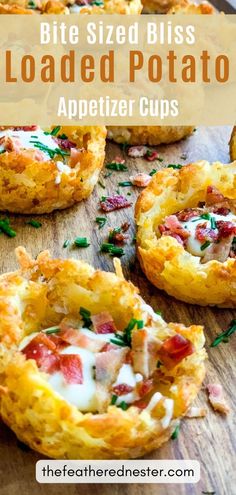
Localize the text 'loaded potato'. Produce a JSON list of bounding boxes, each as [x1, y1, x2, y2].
[[0, 126, 106, 214], [135, 161, 236, 307], [0, 248, 206, 459]]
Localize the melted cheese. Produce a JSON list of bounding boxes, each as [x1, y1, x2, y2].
[[0, 129, 59, 160], [182, 212, 236, 257], [113, 363, 141, 405]]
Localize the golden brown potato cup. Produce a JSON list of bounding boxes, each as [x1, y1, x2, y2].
[[136, 161, 236, 307], [0, 248, 206, 459]]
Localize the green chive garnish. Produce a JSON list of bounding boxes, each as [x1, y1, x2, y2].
[[100, 243, 124, 257], [0, 218, 16, 238], [210, 217, 217, 229], [124, 318, 144, 346], [118, 181, 132, 187], [171, 424, 180, 440], [110, 338, 128, 347], [111, 394, 118, 405], [58, 133, 68, 140], [106, 162, 127, 172], [74, 237, 90, 248], [44, 326, 60, 335], [201, 240, 211, 251], [79, 307, 92, 327], [156, 360, 163, 368], [200, 213, 211, 220], [63, 240, 70, 248], [149, 169, 157, 176], [108, 227, 121, 243], [167, 164, 182, 169], [210, 319, 236, 347], [98, 180, 105, 189], [26, 219, 42, 229], [50, 126, 61, 136], [117, 401, 128, 411], [95, 217, 107, 229]]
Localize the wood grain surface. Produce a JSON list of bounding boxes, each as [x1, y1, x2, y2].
[[0, 126, 235, 495]]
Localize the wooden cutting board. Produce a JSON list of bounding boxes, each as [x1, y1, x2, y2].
[[0, 126, 235, 495]]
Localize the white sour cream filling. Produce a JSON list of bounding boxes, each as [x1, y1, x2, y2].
[[69, 3, 92, 12], [113, 364, 143, 405], [182, 212, 236, 257]]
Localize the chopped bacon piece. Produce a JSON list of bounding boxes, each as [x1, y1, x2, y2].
[[95, 348, 128, 385], [114, 156, 125, 164], [206, 383, 230, 414], [176, 208, 200, 222], [129, 173, 151, 187], [205, 186, 227, 206], [59, 328, 104, 353], [133, 399, 148, 409], [22, 333, 59, 373], [159, 334, 195, 369], [54, 137, 76, 150], [14, 126, 38, 131], [121, 222, 130, 233], [195, 222, 218, 242], [137, 378, 154, 398], [112, 383, 134, 396], [128, 145, 148, 158], [145, 150, 159, 162], [132, 329, 162, 378], [101, 342, 119, 352], [59, 354, 83, 384], [202, 235, 234, 263], [216, 221, 236, 239], [69, 147, 83, 167], [91, 311, 116, 334], [159, 215, 190, 245], [100, 195, 132, 213], [0, 136, 21, 153]]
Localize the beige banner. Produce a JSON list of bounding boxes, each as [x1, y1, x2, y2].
[[0, 14, 236, 125]]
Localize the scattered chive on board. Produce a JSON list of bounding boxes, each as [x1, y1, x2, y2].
[[171, 424, 180, 440], [0, 218, 16, 238], [95, 217, 107, 229], [74, 237, 90, 248], [63, 240, 70, 248], [210, 319, 236, 347], [105, 162, 128, 172], [167, 164, 183, 169], [26, 219, 42, 228]]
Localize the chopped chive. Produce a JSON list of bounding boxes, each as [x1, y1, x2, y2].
[[118, 181, 132, 187], [180, 153, 187, 160], [108, 227, 121, 243], [202, 492, 215, 495], [63, 240, 70, 248], [200, 213, 211, 220], [26, 219, 42, 228], [167, 164, 182, 169], [95, 217, 107, 229], [74, 237, 90, 248], [171, 424, 180, 440], [156, 360, 163, 368], [200, 240, 211, 251], [210, 319, 236, 347], [50, 126, 61, 136], [157, 157, 164, 162], [149, 169, 157, 176], [111, 394, 118, 405], [44, 326, 60, 335], [0, 219, 16, 238], [58, 133, 68, 140], [105, 162, 127, 172], [100, 243, 124, 257], [100, 196, 107, 202], [117, 401, 128, 411], [79, 307, 92, 327], [104, 171, 113, 179], [210, 217, 217, 229], [124, 318, 144, 346], [98, 180, 106, 189], [132, 234, 136, 244], [28, 0, 37, 8], [110, 338, 128, 347]]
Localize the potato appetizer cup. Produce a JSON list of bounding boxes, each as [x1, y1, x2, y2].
[[0, 126, 106, 214], [136, 161, 236, 307], [0, 247, 206, 459], [0, 0, 142, 15], [229, 126, 236, 162], [107, 126, 195, 146]]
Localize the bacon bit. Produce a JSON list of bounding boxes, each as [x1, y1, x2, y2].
[[69, 147, 83, 167], [114, 156, 125, 164], [137, 378, 154, 398], [34, 150, 45, 162], [206, 185, 227, 206], [133, 399, 148, 409], [14, 126, 38, 131], [91, 311, 116, 334], [195, 222, 218, 242], [101, 342, 119, 352], [112, 383, 134, 396], [206, 383, 230, 414], [95, 348, 128, 385], [128, 145, 148, 158], [59, 354, 83, 384], [176, 208, 200, 222], [159, 334, 195, 369], [100, 195, 132, 213], [59, 328, 104, 353], [121, 222, 130, 232], [159, 215, 190, 245], [54, 137, 76, 150], [216, 221, 236, 239], [132, 329, 162, 378], [129, 173, 151, 187], [185, 406, 207, 418], [22, 333, 59, 373], [0, 136, 21, 153], [145, 150, 159, 162]]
